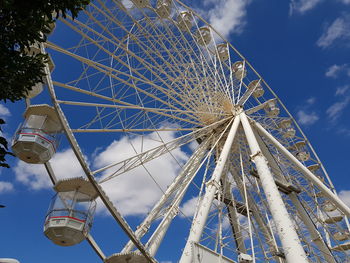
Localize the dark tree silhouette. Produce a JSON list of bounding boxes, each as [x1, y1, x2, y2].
[[0, 0, 91, 168]]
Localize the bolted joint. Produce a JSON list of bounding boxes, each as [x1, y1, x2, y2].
[[249, 150, 263, 160], [205, 179, 221, 190]]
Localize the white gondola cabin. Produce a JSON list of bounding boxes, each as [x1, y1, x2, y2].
[[334, 231, 350, 241], [12, 104, 61, 164], [247, 80, 264, 98], [322, 200, 337, 212], [278, 119, 296, 138], [232, 61, 247, 80], [44, 177, 98, 246], [324, 215, 343, 224], [264, 99, 280, 117], [25, 44, 55, 99], [196, 27, 211, 46], [177, 11, 192, 31], [307, 164, 320, 173], [156, 0, 172, 18], [290, 141, 310, 162], [105, 252, 148, 263], [216, 43, 229, 61]]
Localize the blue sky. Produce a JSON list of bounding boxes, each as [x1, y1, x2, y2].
[[1, 0, 350, 262]]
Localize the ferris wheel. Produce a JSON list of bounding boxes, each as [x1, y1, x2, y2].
[[12, 0, 350, 262]]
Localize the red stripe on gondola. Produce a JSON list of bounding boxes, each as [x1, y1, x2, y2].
[[20, 132, 56, 151]]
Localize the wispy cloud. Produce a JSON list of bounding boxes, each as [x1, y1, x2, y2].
[[199, 0, 251, 38], [0, 181, 14, 193], [326, 96, 350, 122], [317, 14, 350, 48], [339, 0, 350, 4], [289, 0, 323, 15], [0, 104, 10, 117], [306, 97, 316, 105], [325, 64, 350, 78], [297, 110, 319, 125], [296, 97, 319, 126], [336, 85, 350, 96]]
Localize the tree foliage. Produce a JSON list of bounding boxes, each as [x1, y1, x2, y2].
[[0, 0, 91, 168], [0, 0, 90, 102], [0, 119, 14, 168]]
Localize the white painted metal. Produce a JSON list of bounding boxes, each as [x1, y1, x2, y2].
[[0, 259, 20, 263], [239, 111, 308, 263], [122, 139, 210, 253], [45, 54, 157, 262], [289, 193, 336, 263], [192, 243, 236, 263], [35, 0, 350, 262], [229, 167, 281, 260], [44, 162, 106, 260], [180, 116, 241, 263], [253, 120, 350, 218], [222, 174, 247, 254]]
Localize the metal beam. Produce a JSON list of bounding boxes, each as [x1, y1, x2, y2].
[[253, 119, 350, 218], [179, 116, 241, 263], [240, 111, 308, 263]]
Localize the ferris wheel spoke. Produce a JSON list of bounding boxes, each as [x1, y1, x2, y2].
[[96, 117, 231, 181], [57, 18, 196, 115], [71, 128, 194, 133], [123, 5, 225, 88], [48, 41, 197, 120], [80, 8, 208, 115], [237, 79, 262, 106], [112, 1, 232, 105], [56, 99, 210, 127]]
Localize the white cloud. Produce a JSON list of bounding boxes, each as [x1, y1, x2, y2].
[[336, 85, 350, 96], [289, 0, 322, 15], [325, 64, 349, 78], [13, 129, 189, 218], [317, 14, 350, 48], [297, 110, 319, 125], [0, 104, 10, 117], [200, 0, 251, 38], [326, 97, 350, 122], [14, 149, 84, 190], [0, 181, 14, 193], [339, 190, 350, 207], [306, 97, 316, 105], [121, 0, 133, 8], [179, 196, 199, 218], [339, 0, 350, 4], [96, 131, 188, 217]]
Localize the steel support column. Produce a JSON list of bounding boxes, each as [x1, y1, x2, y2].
[[240, 112, 308, 263], [179, 116, 241, 263], [253, 120, 350, 218]]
